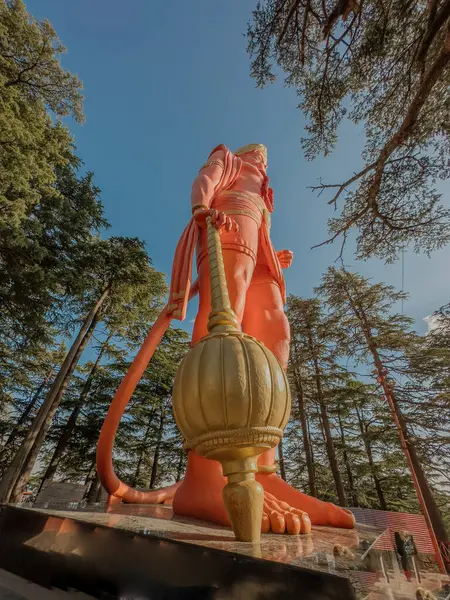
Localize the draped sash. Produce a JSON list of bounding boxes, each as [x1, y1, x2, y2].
[[168, 145, 242, 320]]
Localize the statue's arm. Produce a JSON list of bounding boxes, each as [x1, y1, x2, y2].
[[191, 150, 225, 213]]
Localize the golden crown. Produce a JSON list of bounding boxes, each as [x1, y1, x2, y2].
[[235, 144, 268, 165]]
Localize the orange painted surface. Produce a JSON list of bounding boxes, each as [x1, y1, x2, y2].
[[96, 145, 355, 533]]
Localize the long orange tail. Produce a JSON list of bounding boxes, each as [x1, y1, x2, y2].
[[96, 307, 180, 503], [97, 210, 200, 503]]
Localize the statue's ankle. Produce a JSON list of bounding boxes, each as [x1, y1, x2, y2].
[[257, 462, 278, 474]]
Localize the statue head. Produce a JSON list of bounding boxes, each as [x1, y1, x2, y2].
[[235, 144, 267, 168]]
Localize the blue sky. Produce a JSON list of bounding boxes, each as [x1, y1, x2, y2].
[[28, 0, 450, 336]]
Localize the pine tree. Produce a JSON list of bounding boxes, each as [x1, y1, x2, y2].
[[286, 295, 348, 505], [317, 267, 449, 542], [0, 343, 65, 472], [0, 0, 93, 348], [0, 237, 166, 503], [342, 381, 390, 510], [0, 3, 106, 448], [287, 317, 317, 497], [37, 331, 113, 493], [284, 289, 437, 515], [406, 304, 450, 529]]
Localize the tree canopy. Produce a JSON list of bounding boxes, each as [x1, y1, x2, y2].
[[0, 0, 84, 229], [247, 0, 450, 261]]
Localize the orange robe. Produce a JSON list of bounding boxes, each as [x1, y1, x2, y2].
[[168, 144, 285, 322]]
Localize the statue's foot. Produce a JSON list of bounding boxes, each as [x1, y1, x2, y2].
[[173, 483, 311, 534], [171, 453, 353, 534], [256, 472, 356, 529], [262, 491, 311, 534], [171, 455, 311, 534]]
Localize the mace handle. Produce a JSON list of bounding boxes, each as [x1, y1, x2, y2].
[[206, 216, 239, 333]]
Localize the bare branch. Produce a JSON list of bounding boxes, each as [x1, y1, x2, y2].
[[311, 206, 368, 249], [309, 161, 377, 207], [277, 0, 301, 44]]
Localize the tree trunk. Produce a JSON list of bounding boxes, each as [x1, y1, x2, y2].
[[374, 349, 448, 542], [278, 437, 287, 481], [37, 402, 84, 493], [0, 369, 54, 455], [37, 334, 111, 494], [132, 410, 155, 488], [149, 407, 166, 489], [6, 311, 102, 503], [95, 483, 104, 503], [345, 285, 448, 543], [84, 457, 96, 486], [355, 404, 387, 510], [307, 330, 347, 506], [176, 450, 185, 482], [86, 472, 101, 504], [292, 366, 317, 497], [132, 448, 145, 488], [337, 411, 358, 507], [307, 416, 316, 487], [0, 287, 109, 503]]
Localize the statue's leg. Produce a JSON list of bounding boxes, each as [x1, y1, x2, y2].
[[191, 247, 255, 343], [242, 278, 356, 530], [173, 255, 315, 534], [173, 245, 258, 524]]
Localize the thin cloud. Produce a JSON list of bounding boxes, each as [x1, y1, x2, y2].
[[423, 314, 444, 333]]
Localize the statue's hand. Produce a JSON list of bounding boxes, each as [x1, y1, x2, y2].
[[277, 249, 293, 269], [193, 209, 239, 233]]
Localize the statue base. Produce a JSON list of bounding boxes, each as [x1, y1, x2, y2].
[[0, 503, 447, 599]]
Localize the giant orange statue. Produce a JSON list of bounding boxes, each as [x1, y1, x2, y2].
[[97, 144, 355, 537]]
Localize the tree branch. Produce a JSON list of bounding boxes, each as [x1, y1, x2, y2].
[[417, 0, 450, 64], [277, 0, 301, 44], [323, 0, 359, 38], [310, 161, 378, 208], [4, 37, 49, 88], [365, 24, 450, 214]]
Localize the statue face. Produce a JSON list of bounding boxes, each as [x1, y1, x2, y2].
[[241, 151, 267, 170]]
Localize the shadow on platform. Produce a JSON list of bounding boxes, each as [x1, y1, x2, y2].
[[0, 504, 358, 599]]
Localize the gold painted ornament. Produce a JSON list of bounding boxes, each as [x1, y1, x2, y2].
[[172, 217, 291, 543]]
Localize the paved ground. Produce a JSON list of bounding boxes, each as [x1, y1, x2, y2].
[[0, 569, 94, 600]]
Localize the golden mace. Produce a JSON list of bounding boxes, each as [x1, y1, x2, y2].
[[172, 217, 291, 542]]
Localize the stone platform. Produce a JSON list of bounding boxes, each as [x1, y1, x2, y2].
[[0, 503, 448, 599]]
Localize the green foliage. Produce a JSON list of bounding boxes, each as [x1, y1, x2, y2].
[[0, 164, 107, 347], [0, 341, 65, 474], [0, 0, 83, 229], [73, 236, 167, 327], [0, 0, 101, 353], [1, 0, 448, 534], [316, 267, 419, 364], [0, 0, 83, 120], [247, 0, 450, 260]]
